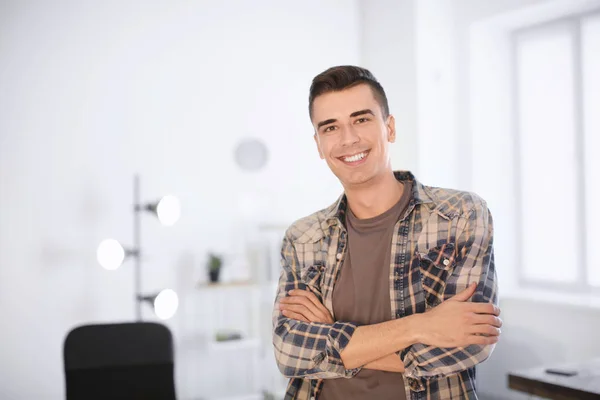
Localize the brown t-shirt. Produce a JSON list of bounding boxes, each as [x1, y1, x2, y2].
[[320, 182, 412, 400]]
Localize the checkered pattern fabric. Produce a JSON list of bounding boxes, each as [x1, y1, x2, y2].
[[273, 171, 498, 400]]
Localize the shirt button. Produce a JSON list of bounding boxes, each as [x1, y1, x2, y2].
[[336, 253, 343, 260], [443, 258, 450, 266]]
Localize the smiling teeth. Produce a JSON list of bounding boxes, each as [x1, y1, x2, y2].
[[343, 152, 367, 162]]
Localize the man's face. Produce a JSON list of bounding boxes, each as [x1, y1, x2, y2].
[[312, 84, 395, 188]]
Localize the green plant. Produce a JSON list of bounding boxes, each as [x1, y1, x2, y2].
[[207, 253, 223, 272], [262, 390, 275, 400]]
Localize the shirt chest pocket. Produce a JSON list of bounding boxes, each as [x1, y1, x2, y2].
[[417, 242, 457, 307], [300, 262, 326, 301]]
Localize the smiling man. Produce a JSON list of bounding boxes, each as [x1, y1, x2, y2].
[[272, 66, 501, 400]]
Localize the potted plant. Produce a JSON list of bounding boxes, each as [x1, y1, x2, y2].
[[207, 253, 223, 283]]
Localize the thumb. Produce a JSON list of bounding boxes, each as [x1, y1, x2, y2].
[[449, 282, 477, 302]]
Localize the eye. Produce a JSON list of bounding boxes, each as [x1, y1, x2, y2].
[[355, 117, 370, 124], [323, 125, 337, 133]]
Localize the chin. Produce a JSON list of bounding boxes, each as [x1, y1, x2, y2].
[[337, 170, 375, 188]]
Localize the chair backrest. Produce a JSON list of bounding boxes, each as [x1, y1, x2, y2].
[[63, 322, 176, 400]]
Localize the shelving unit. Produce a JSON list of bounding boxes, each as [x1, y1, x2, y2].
[[178, 225, 289, 399], [211, 393, 264, 400], [197, 281, 258, 289], [207, 338, 260, 352]]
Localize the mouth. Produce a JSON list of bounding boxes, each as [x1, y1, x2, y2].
[[337, 150, 370, 166]]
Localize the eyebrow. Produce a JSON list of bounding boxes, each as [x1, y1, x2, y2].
[[316, 109, 375, 129], [350, 109, 375, 118]]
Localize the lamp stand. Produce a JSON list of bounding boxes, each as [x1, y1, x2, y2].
[[133, 174, 142, 321]]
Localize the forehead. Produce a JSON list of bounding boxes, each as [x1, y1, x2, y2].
[[311, 84, 380, 123]]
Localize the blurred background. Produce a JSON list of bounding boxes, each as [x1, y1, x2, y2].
[[1, 0, 599, 399]]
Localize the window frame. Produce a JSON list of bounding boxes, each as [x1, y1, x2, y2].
[[511, 10, 600, 294]]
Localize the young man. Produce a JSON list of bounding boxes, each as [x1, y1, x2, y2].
[[273, 66, 500, 400]]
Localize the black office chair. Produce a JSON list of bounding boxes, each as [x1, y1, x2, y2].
[[63, 322, 176, 400]]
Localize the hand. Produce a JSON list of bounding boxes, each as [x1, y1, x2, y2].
[[279, 289, 334, 324], [417, 282, 502, 347]]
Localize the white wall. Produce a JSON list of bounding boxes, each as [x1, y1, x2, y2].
[[0, 1, 360, 398], [359, 0, 419, 174], [414, 0, 460, 188]]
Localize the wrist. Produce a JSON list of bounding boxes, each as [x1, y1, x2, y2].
[[411, 313, 429, 344], [393, 313, 422, 348]]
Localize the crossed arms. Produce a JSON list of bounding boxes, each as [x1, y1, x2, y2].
[[272, 202, 501, 380]]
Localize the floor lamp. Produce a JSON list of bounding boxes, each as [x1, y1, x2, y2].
[[96, 175, 181, 321]]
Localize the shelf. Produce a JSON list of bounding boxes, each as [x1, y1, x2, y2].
[[210, 393, 264, 400], [197, 280, 258, 289], [207, 338, 260, 352]]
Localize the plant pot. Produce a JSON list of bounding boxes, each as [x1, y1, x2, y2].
[[209, 269, 220, 283]]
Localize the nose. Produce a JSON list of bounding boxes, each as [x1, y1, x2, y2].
[[339, 125, 360, 147]]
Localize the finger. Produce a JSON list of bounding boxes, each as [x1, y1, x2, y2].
[[470, 303, 501, 316], [281, 304, 320, 322], [282, 309, 309, 323], [288, 291, 332, 320], [280, 304, 313, 321], [281, 296, 312, 308], [282, 295, 319, 312], [470, 325, 501, 337], [448, 282, 477, 302], [472, 314, 503, 328], [283, 296, 332, 323], [466, 334, 499, 346], [289, 290, 325, 311]]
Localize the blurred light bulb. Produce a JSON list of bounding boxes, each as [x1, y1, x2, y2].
[[156, 195, 180, 226], [153, 288, 179, 320], [97, 239, 125, 270]]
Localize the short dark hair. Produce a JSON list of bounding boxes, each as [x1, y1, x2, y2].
[[308, 65, 389, 120]]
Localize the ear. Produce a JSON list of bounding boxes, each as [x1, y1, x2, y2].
[[386, 114, 396, 143], [314, 133, 325, 159]]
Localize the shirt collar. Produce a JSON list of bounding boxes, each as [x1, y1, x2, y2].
[[324, 170, 435, 228]]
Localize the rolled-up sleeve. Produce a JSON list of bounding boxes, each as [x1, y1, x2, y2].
[[272, 235, 361, 379], [400, 200, 498, 385]]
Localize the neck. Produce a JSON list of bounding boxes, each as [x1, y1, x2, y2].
[[344, 171, 404, 219]]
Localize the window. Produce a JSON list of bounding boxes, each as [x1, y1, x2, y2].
[[582, 14, 600, 288], [514, 13, 600, 291]]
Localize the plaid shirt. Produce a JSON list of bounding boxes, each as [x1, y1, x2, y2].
[[272, 171, 498, 400]]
